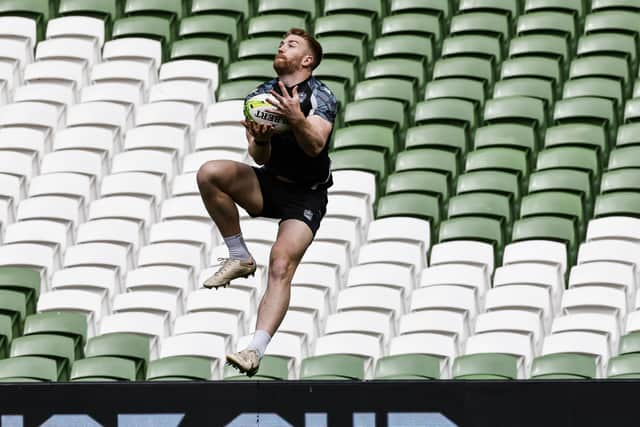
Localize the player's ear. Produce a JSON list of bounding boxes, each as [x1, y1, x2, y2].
[[302, 54, 313, 68]]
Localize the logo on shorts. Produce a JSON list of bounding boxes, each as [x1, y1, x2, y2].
[[303, 209, 313, 221]]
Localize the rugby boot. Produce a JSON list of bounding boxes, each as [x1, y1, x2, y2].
[[226, 348, 260, 377], [202, 257, 256, 289]]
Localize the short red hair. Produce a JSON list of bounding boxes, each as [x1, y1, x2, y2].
[[285, 28, 323, 70]]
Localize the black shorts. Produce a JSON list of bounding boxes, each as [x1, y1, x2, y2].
[[251, 166, 328, 235]]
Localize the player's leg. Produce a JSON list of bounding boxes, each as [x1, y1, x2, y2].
[[226, 219, 314, 375], [196, 160, 263, 288]]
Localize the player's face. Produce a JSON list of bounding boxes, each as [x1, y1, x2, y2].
[[273, 34, 313, 74]]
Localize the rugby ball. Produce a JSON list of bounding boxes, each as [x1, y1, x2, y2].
[[244, 92, 290, 132]]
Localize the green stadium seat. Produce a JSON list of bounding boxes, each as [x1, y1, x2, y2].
[[190, 0, 251, 21], [332, 125, 397, 160], [300, 354, 366, 380], [319, 36, 367, 66], [459, 0, 520, 19], [390, 0, 451, 20], [591, 0, 640, 12], [405, 124, 469, 154], [386, 171, 450, 202], [375, 354, 441, 379], [314, 14, 374, 43], [536, 147, 600, 180], [516, 11, 576, 43], [0, 356, 60, 381], [314, 58, 357, 90], [224, 355, 291, 380], [452, 354, 520, 380], [171, 37, 230, 65], [528, 170, 592, 205], [364, 58, 426, 88], [493, 78, 554, 107], [456, 170, 521, 202], [0, 267, 40, 316], [449, 11, 510, 41], [433, 57, 494, 87], [376, 193, 441, 228], [509, 35, 569, 64], [113, 15, 173, 44], [216, 79, 263, 101], [474, 123, 537, 153], [520, 192, 584, 236], [147, 356, 214, 381], [226, 59, 274, 81], [380, 13, 442, 43], [500, 57, 562, 88], [10, 334, 78, 381], [577, 33, 636, 70], [530, 353, 597, 379], [354, 78, 416, 106], [329, 148, 388, 188], [324, 80, 348, 108], [554, 97, 616, 142], [483, 96, 546, 131], [0, 289, 27, 338], [58, 0, 120, 24], [85, 332, 151, 379], [563, 78, 623, 114], [373, 35, 433, 63], [441, 35, 502, 64], [124, 0, 184, 20], [617, 123, 640, 147], [395, 148, 458, 178], [0, 0, 53, 22], [247, 14, 307, 38], [237, 36, 280, 60], [524, 0, 584, 17], [465, 147, 529, 188], [585, 10, 640, 36], [344, 99, 406, 134], [623, 99, 640, 125], [448, 193, 512, 226], [415, 99, 476, 130], [178, 15, 240, 45], [438, 216, 504, 255], [0, 314, 13, 359], [569, 56, 629, 90], [619, 331, 640, 355], [608, 353, 640, 379], [594, 192, 640, 218], [511, 216, 577, 261], [323, 0, 383, 19], [601, 169, 640, 193], [424, 78, 486, 106], [71, 356, 138, 381], [23, 312, 87, 355], [545, 124, 607, 155], [258, 0, 317, 19]]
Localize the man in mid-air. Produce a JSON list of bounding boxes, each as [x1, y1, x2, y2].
[[197, 28, 337, 376]]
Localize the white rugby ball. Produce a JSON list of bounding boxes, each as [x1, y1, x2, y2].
[[244, 92, 290, 132]]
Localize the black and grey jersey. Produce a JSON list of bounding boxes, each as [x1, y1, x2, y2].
[[245, 75, 337, 187]]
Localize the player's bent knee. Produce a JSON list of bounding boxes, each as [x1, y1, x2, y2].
[[196, 160, 226, 191], [269, 252, 294, 283]]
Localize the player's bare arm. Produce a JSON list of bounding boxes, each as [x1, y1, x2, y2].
[[242, 120, 273, 165], [267, 81, 332, 157]]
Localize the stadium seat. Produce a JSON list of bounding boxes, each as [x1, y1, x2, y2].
[[601, 170, 640, 194], [524, 0, 583, 17], [0, 356, 60, 382], [376, 193, 440, 230], [344, 99, 406, 135], [354, 77, 415, 106], [494, 263, 563, 303], [452, 354, 521, 379], [170, 37, 231, 66], [485, 284, 553, 329], [517, 10, 576, 41], [375, 354, 441, 379], [493, 78, 554, 107], [540, 331, 610, 375], [509, 35, 569, 66], [447, 193, 512, 228], [465, 148, 529, 184], [456, 171, 520, 202], [381, 13, 441, 43], [388, 333, 457, 377], [147, 356, 214, 381], [81, 82, 144, 109], [70, 356, 138, 381], [474, 123, 537, 155], [450, 11, 510, 40], [85, 332, 151, 378], [608, 353, 640, 379], [500, 56, 562, 89], [333, 125, 397, 159], [0, 289, 26, 337], [569, 56, 629, 92], [259, 0, 317, 19], [536, 147, 600, 181], [530, 353, 598, 379], [300, 354, 366, 380], [424, 78, 485, 107], [11, 334, 79, 381], [608, 146, 640, 170], [190, 0, 250, 20], [410, 285, 478, 320], [373, 34, 432, 64], [430, 240, 495, 274], [247, 14, 307, 38], [178, 14, 238, 44], [520, 191, 584, 233], [475, 310, 543, 349], [438, 217, 504, 259], [442, 35, 502, 65], [595, 192, 640, 218], [385, 171, 449, 202], [433, 57, 494, 87], [400, 310, 469, 341], [52, 266, 121, 298], [23, 312, 87, 353], [511, 216, 576, 263]]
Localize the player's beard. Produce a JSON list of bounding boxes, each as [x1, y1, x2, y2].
[[273, 55, 298, 75]]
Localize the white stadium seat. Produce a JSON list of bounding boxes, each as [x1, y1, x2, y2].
[[46, 16, 106, 46], [66, 101, 133, 134], [17, 196, 84, 226], [40, 150, 107, 181], [53, 126, 120, 157], [160, 60, 219, 90], [577, 239, 640, 269], [63, 242, 133, 275], [4, 219, 72, 253], [551, 313, 620, 355], [124, 125, 190, 157], [135, 101, 202, 133], [0, 17, 36, 50], [347, 262, 415, 294], [137, 242, 206, 274], [28, 172, 96, 202], [149, 80, 213, 108], [160, 333, 227, 378], [37, 289, 107, 336], [126, 265, 195, 298], [541, 331, 610, 377], [88, 195, 156, 227], [100, 172, 166, 203], [420, 264, 488, 300], [410, 285, 478, 320], [0, 38, 33, 69], [174, 311, 242, 346], [91, 59, 156, 90], [14, 83, 76, 109], [76, 218, 144, 251], [366, 216, 430, 248], [112, 290, 182, 321], [0, 151, 38, 181], [35, 37, 100, 67], [325, 310, 395, 345], [484, 285, 554, 331], [429, 240, 494, 274], [503, 240, 568, 274], [24, 60, 87, 88], [205, 100, 244, 125], [291, 263, 340, 297], [474, 310, 544, 350], [102, 38, 162, 69], [389, 333, 457, 378], [51, 266, 121, 297], [194, 125, 247, 152], [81, 82, 145, 110], [0, 101, 65, 132], [586, 216, 640, 242], [149, 219, 216, 250], [465, 331, 534, 371], [0, 127, 52, 157], [329, 170, 376, 205]]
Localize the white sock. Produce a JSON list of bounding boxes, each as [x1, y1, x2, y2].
[[248, 329, 271, 358], [223, 233, 252, 261]]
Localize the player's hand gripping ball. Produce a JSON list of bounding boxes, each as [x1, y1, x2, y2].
[[244, 93, 290, 133]]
